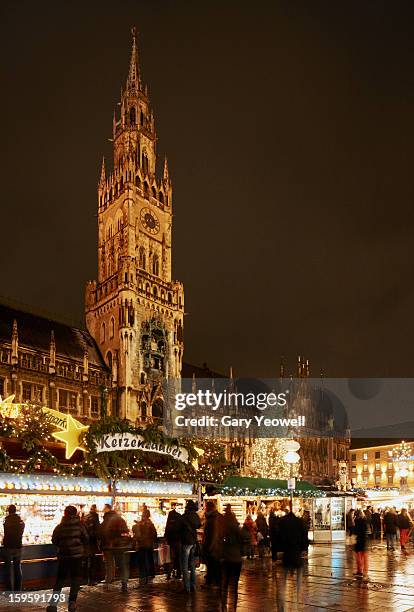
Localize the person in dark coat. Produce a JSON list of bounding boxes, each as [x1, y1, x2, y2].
[[255, 511, 269, 558], [2, 504, 25, 592], [46, 505, 88, 612], [83, 504, 100, 585], [383, 508, 398, 551], [269, 509, 282, 561], [100, 504, 131, 592], [220, 506, 243, 612], [203, 500, 223, 587], [353, 510, 369, 579], [133, 509, 158, 583], [179, 500, 201, 593], [371, 509, 382, 540], [242, 515, 257, 559], [164, 502, 182, 579], [277, 511, 307, 610]]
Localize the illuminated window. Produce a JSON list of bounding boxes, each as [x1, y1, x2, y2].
[[58, 389, 68, 408], [388, 450, 393, 457], [363, 452, 368, 460], [91, 396, 99, 415], [363, 464, 368, 472], [375, 463, 381, 471], [22, 382, 32, 402], [351, 466, 356, 473], [388, 475, 393, 483], [375, 475, 381, 484], [388, 462, 393, 470]]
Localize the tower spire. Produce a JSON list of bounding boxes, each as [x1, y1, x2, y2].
[[128, 26, 141, 91], [100, 156, 106, 185], [163, 156, 169, 182]]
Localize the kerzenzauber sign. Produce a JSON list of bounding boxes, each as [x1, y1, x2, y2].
[[96, 433, 189, 464]]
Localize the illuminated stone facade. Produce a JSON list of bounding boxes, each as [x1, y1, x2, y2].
[[85, 29, 184, 422]]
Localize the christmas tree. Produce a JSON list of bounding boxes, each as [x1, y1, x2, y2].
[[249, 438, 300, 479]]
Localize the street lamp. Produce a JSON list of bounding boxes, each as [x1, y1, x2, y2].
[[283, 440, 301, 512]]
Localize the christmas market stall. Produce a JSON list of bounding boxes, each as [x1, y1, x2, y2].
[[0, 401, 201, 588], [205, 475, 350, 542]]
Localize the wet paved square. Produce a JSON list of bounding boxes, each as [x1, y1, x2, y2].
[[2, 541, 414, 611]]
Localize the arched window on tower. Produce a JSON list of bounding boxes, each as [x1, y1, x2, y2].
[[100, 322, 105, 344], [142, 153, 149, 175], [153, 255, 159, 276], [159, 191, 164, 204], [129, 107, 136, 126], [143, 181, 149, 198], [106, 350, 112, 372], [139, 247, 146, 270], [135, 175, 141, 189], [140, 110, 144, 126], [151, 186, 157, 198], [110, 317, 115, 339]]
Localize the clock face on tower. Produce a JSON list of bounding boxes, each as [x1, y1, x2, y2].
[[140, 207, 160, 235]]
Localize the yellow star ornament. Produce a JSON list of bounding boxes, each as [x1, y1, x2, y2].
[[52, 414, 89, 459]]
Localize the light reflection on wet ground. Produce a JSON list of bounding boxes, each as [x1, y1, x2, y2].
[[3, 541, 414, 611]]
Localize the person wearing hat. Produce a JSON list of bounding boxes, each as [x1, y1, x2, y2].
[[46, 505, 88, 612]]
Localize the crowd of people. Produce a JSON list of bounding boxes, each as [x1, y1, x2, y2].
[[4, 500, 413, 610], [346, 506, 414, 581], [1, 500, 310, 611]]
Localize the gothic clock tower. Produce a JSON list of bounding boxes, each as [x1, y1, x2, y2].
[[85, 28, 184, 422]]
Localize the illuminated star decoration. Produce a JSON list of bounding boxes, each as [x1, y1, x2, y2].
[[191, 446, 205, 470], [52, 414, 89, 459], [0, 395, 21, 419]]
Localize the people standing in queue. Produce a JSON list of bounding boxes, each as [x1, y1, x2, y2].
[[397, 508, 413, 554], [203, 500, 223, 587], [353, 509, 369, 580], [164, 502, 182, 580], [179, 500, 201, 594], [100, 503, 131, 593], [2, 504, 25, 593], [220, 505, 243, 612], [83, 504, 101, 585], [133, 508, 158, 584], [46, 505, 88, 612]]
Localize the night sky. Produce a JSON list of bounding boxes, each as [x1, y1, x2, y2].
[[2, 1, 414, 379]]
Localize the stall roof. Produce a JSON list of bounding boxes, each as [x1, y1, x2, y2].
[[222, 476, 317, 492]]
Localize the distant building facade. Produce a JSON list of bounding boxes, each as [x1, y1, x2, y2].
[[349, 440, 414, 489]]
